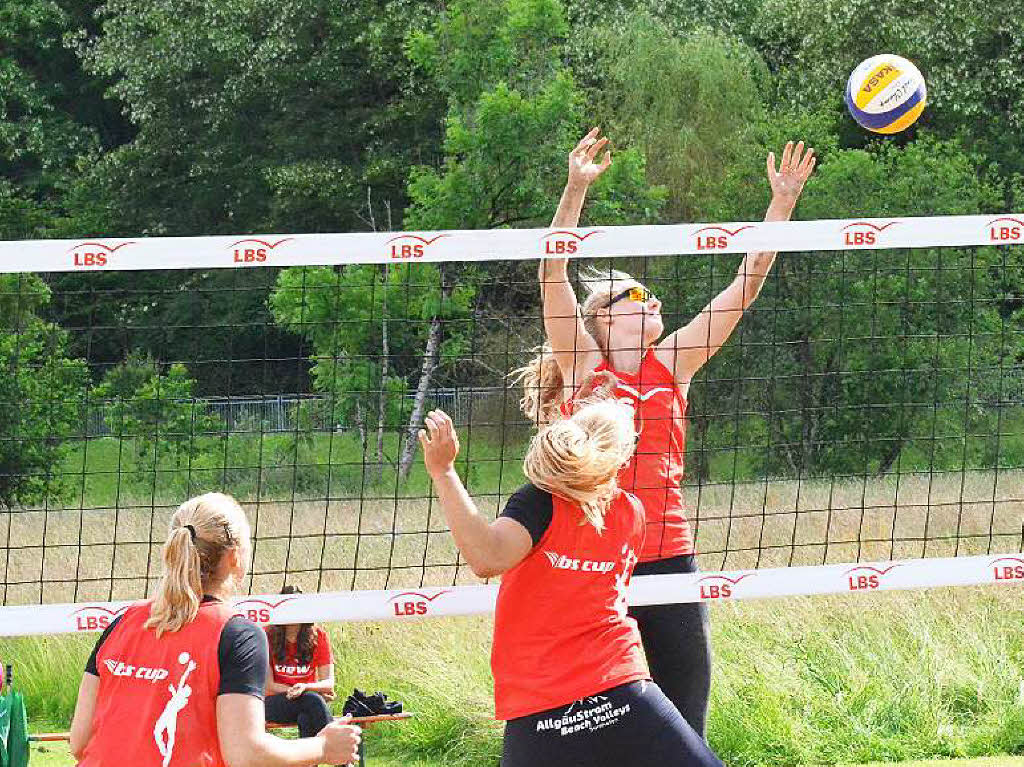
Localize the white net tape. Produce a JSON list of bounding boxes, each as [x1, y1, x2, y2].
[[2, 214, 1022, 273], [1, 554, 1021, 637]]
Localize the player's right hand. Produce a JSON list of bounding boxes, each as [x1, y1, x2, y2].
[[319, 715, 362, 765], [419, 409, 461, 479]]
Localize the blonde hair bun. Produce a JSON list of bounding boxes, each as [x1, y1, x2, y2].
[[523, 399, 636, 531]]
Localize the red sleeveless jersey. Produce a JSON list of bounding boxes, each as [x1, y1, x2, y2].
[[79, 600, 236, 767], [566, 348, 693, 561], [491, 490, 649, 720]]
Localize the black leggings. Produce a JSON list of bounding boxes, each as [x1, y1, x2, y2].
[[501, 680, 723, 767], [629, 553, 713, 738], [265, 691, 332, 738]]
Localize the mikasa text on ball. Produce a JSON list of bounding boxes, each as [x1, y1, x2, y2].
[[845, 54, 927, 134]]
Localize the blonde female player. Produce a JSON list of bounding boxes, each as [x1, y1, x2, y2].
[[420, 402, 724, 766], [69, 492, 361, 767], [517, 129, 816, 736]]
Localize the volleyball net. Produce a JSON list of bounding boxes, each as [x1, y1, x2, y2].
[[2, 213, 1024, 636]]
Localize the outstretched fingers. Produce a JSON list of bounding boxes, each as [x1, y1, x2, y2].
[[435, 409, 453, 439], [425, 409, 458, 444], [584, 136, 609, 163], [791, 141, 805, 169], [798, 148, 817, 179], [780, 140, 794, 172], [572, 127, 600, 158]]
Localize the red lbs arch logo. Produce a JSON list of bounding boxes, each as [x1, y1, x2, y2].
[[987, 217, 1024, 243], [990, 556, 1024, 582], [67, 241, 135, 268], [692, 225, 755, 251], [841, 221, 900, 247], [388, 590, 451, 617], [72, 604, 129, 632], [540, 230, 603, 256], [387, 234, 448, 260], [230, 238, 294, 264], [844, 564, 901, 591], [233, 596, 298, 625], [697, 573, 753, 600]]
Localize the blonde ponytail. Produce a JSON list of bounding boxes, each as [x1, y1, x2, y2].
[[523, 399, 636, 531], [510, 343, 565, 426], [513, 267, 638, 426], [146, 492, 249, 637]]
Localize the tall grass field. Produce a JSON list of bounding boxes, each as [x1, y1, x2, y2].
[[3, 439, 1024, 765], [4, 587, 1024, 766], [4, 431, 1024, 603]]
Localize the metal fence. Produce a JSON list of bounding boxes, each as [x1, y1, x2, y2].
[[84, 387, 513, 436]]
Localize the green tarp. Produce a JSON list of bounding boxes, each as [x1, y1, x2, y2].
[[0, 689, 29, 767]]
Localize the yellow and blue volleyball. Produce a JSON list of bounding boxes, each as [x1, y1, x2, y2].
[[845, 54, 927, 134]]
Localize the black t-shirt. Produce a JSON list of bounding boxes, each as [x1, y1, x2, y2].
[[499, 483, 554, 546], [85, 596, 267, 699]]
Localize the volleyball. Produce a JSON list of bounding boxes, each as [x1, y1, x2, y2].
[[845, 54, 927, 134]]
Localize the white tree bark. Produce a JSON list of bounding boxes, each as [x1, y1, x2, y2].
[[398, 312, 443, 479]]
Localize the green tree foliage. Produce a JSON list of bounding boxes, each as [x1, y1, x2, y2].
[[54, 0, 447, 404], [403, 0, 666, 388], [0, 0, 1021, 489], [43, 268, 305, 396], [405, 0, 665, 231], [681, 138, 1005, 477], [90, 353, 221, 482], [581, 12, 766, 220], [78, 0, 442, 235], [0, 1, 115, 198], [270, 263, 473, 474], [0, 275, 88, 508], [565, 0, 766, 42], [753, 0, 1024, 174]]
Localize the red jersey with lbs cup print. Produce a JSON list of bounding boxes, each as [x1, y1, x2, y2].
[[568, 348, 692, 562], [79, 600, 236, 767], [267, 625, 332, 685], [491, 490, 649, 720]]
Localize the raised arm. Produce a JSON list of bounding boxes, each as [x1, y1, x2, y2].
[[657, 141, 816, 385], [541, 128, 613, 389], [420, 409, 533, 579]]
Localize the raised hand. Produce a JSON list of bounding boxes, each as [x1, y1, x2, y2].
[[567, 127, 613, 189], [767, 141, 816, 209], [419, 409, 461, 479]]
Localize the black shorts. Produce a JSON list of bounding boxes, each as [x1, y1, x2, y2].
[[630, 553, 713, 737], [500, 680, 724, 767]]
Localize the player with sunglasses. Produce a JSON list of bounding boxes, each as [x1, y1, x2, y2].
[[515, 127, 816, 738]]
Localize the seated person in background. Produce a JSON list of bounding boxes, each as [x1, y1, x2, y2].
[[265, 585, 336, 738]]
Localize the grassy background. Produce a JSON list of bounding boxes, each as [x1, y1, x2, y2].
[[5, 586, 1024, 767], [5, 435, 1024, 765], [5, 437, 1024, 605]]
